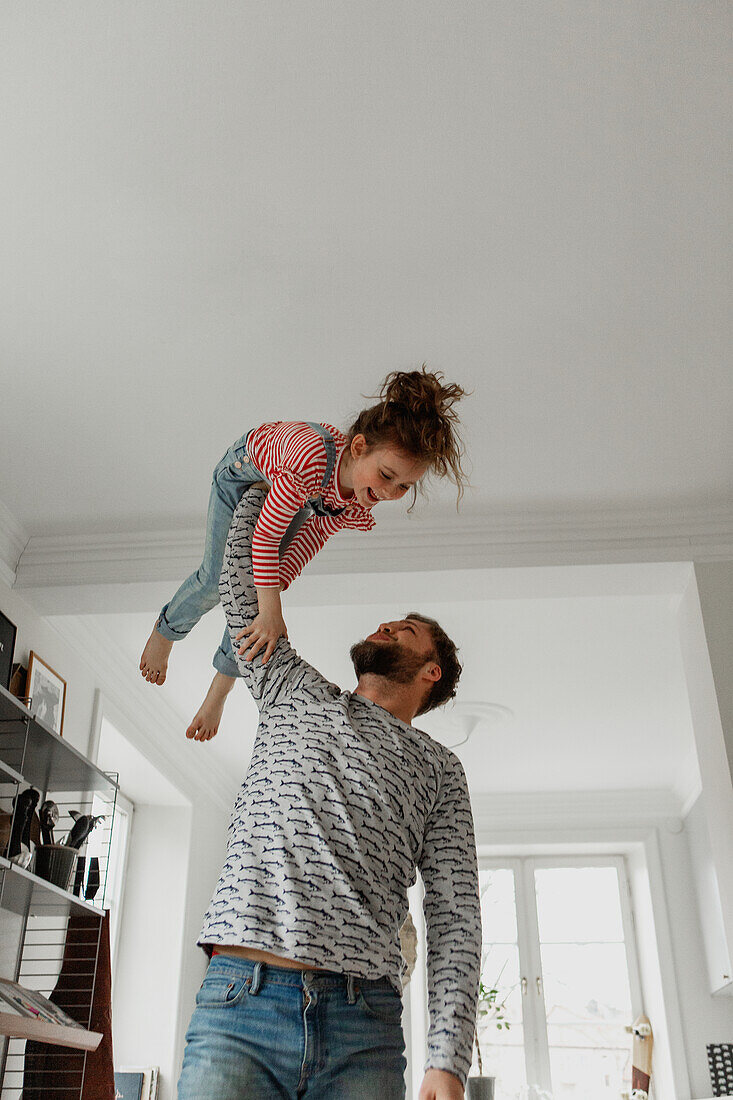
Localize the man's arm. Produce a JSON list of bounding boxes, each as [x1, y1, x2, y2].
[[417, 751, 482, 1090], [220, 487, 330, 710]]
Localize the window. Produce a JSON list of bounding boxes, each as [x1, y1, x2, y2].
[[474, 856, 642, 1100], [87, 787, 133, 975]]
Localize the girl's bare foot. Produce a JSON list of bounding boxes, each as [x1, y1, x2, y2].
[[186, 672, 236, 742], [140, 626, 174, 685]]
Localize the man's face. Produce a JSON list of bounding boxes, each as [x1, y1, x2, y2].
[[350, 618, 438, 685]]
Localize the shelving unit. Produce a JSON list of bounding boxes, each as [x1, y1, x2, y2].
[[0, 683, 117, 1099]]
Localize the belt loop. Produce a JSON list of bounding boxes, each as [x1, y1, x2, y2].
[[346, 974, 357, 1004], [249, 961, 263, 996]]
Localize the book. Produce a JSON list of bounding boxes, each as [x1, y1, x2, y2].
[[114, 1071, 144, 1100], [0, 977, 102, 1051], [116, 1066, 159, 1100]]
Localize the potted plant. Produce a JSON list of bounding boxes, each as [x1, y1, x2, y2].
[[466, 975, 511, 1100]]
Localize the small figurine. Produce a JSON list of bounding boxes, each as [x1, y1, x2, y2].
[[85, 856, 100, 901], [64, 811, 106, 851], [39, 800, 59, 846], [8, 787, 40, 865], [72, 856, 86, 897]]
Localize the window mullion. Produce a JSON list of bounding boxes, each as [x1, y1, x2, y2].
[[519, 857, 553, 1094], [615, 856, 645, 1020]]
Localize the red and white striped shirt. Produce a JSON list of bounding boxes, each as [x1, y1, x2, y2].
[[246, 421, 375, 589]]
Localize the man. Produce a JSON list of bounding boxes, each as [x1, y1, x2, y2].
[[177, 488, 481, 1100]]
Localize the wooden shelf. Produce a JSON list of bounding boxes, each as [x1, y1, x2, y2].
[[0, 856, 103, 919], [0, 757, 24, 787], [0, 685, 117, 795], [0, 1010, 102, 1051]]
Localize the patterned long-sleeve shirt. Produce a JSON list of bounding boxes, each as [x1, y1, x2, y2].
[[245, 421, 375, 589], [198, 488, 482, 1085]]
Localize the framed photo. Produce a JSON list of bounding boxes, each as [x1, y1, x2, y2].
[[0, 611, 17, 691], [27, 652, 66, 737]]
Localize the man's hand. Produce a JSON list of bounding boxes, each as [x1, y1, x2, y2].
[[418, 1068, 464, 1100], [235, 582, 287, 665], [236, 610, 288, 666]]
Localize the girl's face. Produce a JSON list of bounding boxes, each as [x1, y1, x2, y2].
[[347, 435, 428, 509]]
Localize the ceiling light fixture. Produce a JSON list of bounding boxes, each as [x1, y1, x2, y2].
[[421, 700, 513, 750]]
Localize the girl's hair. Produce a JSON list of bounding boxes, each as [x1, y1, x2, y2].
[[348, 366, 468, 502]]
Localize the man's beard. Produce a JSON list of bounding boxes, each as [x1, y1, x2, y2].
[[350, 639, 430, 685]]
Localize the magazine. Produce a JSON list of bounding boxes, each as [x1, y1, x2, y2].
[[0, 976, 101, 1051], [0, 977, 84, 1029]]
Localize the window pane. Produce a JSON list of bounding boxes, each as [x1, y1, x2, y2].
[[476, 869, 526, 1099], [535, 867, 624, 942], [480, 868, 518, 944], [472, 1041, 528, 1100], [549, 1046, 632, 1100], [541, 943, 631, 1025], [534, 866, 633, 1100]]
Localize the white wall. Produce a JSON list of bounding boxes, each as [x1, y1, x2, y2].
[[664, 819, 733, 1098], [0, 574, 97, 759], [174, 798, 235, 1090], [113, 805, 192, 1098], [694, 562, 733, 779], [4, 567, 733, 1097]]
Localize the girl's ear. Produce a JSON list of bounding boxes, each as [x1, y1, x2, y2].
[[350, 433, 369, 459]]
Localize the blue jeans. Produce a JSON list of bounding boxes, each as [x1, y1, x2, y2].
[[155, 433, 308, 678], [177, 955, 407, 1099]]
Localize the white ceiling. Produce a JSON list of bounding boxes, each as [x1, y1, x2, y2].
[[0, 6, 725, 810], [1, 2, 731, 540], [66, 563, 698, 803]]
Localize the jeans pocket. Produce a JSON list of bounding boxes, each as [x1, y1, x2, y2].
[[196, 973, 250, 1009], [356, 984, 403, 1024], [216, 443, 267, 487]]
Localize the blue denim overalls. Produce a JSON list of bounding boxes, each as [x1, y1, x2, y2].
[[156, 424, 345, 677]]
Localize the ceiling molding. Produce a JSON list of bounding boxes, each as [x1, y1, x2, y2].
[[10, 502, 733, 591], [471, 788, 684, 836]]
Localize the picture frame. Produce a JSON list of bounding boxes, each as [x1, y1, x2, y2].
[[26, 652, 66, 737], [0, 611, 17, 691]]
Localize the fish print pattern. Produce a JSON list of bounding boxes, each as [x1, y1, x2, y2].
[[198, 488, 482, 1086]]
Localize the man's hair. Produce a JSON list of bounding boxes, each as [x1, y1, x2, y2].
[[405, 612, 462, 716]]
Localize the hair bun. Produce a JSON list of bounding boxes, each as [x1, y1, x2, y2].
[[348, 364, 469, 503], [381, 366, 463, 423]]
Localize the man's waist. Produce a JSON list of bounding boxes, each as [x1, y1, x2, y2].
[[210, 944, 331, 971]]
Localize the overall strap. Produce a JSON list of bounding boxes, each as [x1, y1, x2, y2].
[[305, 421, 340, 490]]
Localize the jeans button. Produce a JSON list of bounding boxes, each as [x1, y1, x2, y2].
[[234, 461, 242, 469]]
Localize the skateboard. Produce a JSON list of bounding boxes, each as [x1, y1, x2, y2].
[[629, 1014, 653, 1100]]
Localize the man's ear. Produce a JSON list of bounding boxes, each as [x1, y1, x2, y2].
[[424, 661, 441, 683]]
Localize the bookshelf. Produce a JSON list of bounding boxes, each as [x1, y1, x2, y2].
[[0, 682, 117, 1097]]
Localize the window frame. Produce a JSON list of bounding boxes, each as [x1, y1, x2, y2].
[[104, 786, 134, 982], [476, 853, 645, 1097]]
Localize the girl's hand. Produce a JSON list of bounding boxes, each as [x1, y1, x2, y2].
[[235, 611, 288, 666]]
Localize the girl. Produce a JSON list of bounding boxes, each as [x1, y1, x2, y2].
[[139, 367, 467, 740]]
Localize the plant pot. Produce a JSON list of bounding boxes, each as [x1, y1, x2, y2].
[[34, 844, 78, 892], [466, 1078, 495, 1100]]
